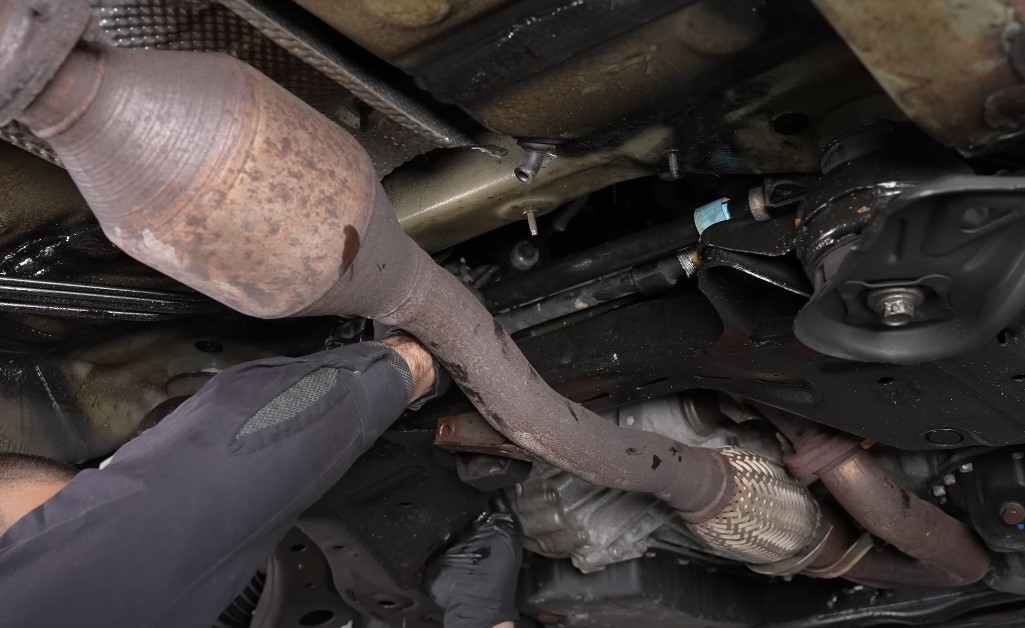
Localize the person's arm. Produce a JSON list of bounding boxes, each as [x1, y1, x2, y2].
[[0, 337, 433, 628]]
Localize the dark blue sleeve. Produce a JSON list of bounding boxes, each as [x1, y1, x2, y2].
[[0, 342, 409, 628]]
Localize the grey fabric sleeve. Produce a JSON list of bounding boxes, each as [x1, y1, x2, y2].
[[362, 340, 414, 400], [0, 342, 409, 628]]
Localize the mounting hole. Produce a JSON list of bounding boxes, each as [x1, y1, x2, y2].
[[877, 376, 895, 385], [398, 502, 414, 508], [305, 582, 316, 589], [514, 167, 533, 183], [331, 544, 346, 551], [194, 339, 223, 353], [771, 112, 810, 136], [1012, 374, 1025, 383], [924, 428, 966, 445], [377, 599, 398, 609], [298, 610, 335, 626], [290, 543, 307, 553]]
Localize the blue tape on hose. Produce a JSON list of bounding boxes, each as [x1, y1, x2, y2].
[[694, 198, 730, 234]]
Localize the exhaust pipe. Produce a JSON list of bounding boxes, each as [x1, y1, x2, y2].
[[2, 1, 824, 565], [769, 411, 991, 585]]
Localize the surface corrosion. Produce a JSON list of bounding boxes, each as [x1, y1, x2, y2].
[[19, 45, 377, 319], [770, 410, 992, 586], [811, 0, 1025, 155], [434, 412, 540, 462]]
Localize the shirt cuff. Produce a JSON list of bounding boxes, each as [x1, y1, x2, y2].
[[362, 341, 413, 401]]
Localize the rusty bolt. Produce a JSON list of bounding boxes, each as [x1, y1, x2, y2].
[[1000, 501, 1025, 526]]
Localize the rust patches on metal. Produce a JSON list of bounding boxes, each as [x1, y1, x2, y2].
[[433, 412, 540, 462], [16, 42, 376, 319], [769, 409, 991, 585]]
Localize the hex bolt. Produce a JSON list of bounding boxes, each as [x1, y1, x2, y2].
[[1000, 501, 1025, 526], [867, 287, 925, 327]]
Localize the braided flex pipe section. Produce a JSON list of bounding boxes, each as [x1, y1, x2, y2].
[[688, 448, 820, 564]]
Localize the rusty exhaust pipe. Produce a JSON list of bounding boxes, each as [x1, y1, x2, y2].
[[803, 505, 978, 588], [0, 4, 738, 522], [770, 412, 991, 585]]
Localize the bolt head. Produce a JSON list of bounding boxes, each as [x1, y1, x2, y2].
[[867, 287, 925, 327], [960, 463, 974, 473], [879, 297, 915, 326], [1000, 501, 1025, 526]]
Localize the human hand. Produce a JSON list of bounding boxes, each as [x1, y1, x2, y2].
[[379, 334, 436, 403], [427, 509, 522, 628]]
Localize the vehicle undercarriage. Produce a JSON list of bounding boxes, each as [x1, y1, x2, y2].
[[5, 1, 1025, 626]]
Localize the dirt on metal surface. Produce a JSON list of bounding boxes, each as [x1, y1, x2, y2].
[[292, 0, 513, 66], [811, 0, 1025, 155]]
